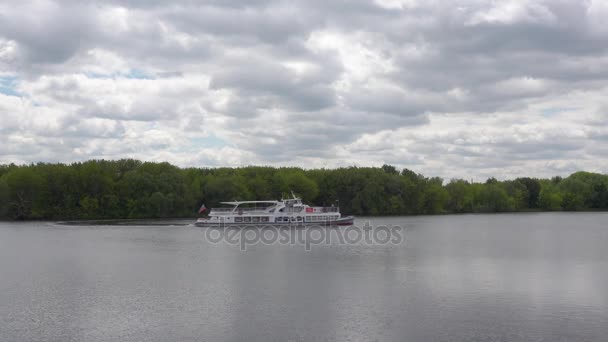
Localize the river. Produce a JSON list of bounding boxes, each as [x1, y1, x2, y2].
[[1, 213, 607, 341]]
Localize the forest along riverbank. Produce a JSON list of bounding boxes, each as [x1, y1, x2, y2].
[[1, 159, 608, 221]]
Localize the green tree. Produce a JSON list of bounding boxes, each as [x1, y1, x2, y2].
[[538, 186, 563, 211], [515, 177, 541, 208], [79, 196, 99, 219], [422, 178, 448, 214], [4, 167, 45, 219], [381, 164, 399, 175], [504, 180, 529, 210], [283, 171, 319, 203], [445, 179, 473, 213], [475, 183, 513, 212], [0, 178, 9, 217]]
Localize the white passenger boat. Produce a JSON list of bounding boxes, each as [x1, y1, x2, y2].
[[195, 193, 354, 227]]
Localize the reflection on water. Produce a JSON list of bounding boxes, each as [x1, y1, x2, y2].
[[1, 213, 607, 341]]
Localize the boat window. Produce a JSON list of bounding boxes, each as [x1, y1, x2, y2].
[[261, 217, 269, 222], [244, 217, 251, 223], [235, 217, 242, 223]]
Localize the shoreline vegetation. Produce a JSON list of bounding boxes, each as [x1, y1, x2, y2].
[[1, 159, 607, 221]]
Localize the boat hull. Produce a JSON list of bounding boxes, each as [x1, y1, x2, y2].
[[335, 216, 355, 226], [195, 216, 354, 227]]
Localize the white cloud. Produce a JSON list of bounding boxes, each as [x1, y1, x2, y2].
[[467, 0, 556, 25], [587, 0, 608, 35], [0, 0, 607, 179], [491, 77, 551, 97]]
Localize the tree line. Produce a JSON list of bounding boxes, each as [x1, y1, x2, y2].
[[0, 159, 607, 220]]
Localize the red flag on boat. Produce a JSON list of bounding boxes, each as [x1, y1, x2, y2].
[[306, 207, 313, 213], [198, 204, 206, 214]]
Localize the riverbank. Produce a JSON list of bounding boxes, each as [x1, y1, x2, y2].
[[4, 208, 608, 224]]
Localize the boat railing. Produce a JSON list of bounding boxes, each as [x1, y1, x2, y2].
[[310, 206, 339, 213], [209, 206, 338, 215], [209, 207, 274, 215], [209, 208, 233, 213]]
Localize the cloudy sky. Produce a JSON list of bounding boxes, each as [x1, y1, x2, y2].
[[1, 0, 608, 180]]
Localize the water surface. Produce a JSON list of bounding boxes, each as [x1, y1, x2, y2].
[[1, 213, 607, 341]]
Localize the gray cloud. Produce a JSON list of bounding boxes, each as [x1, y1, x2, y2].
[[1, 0, 607, 179]]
